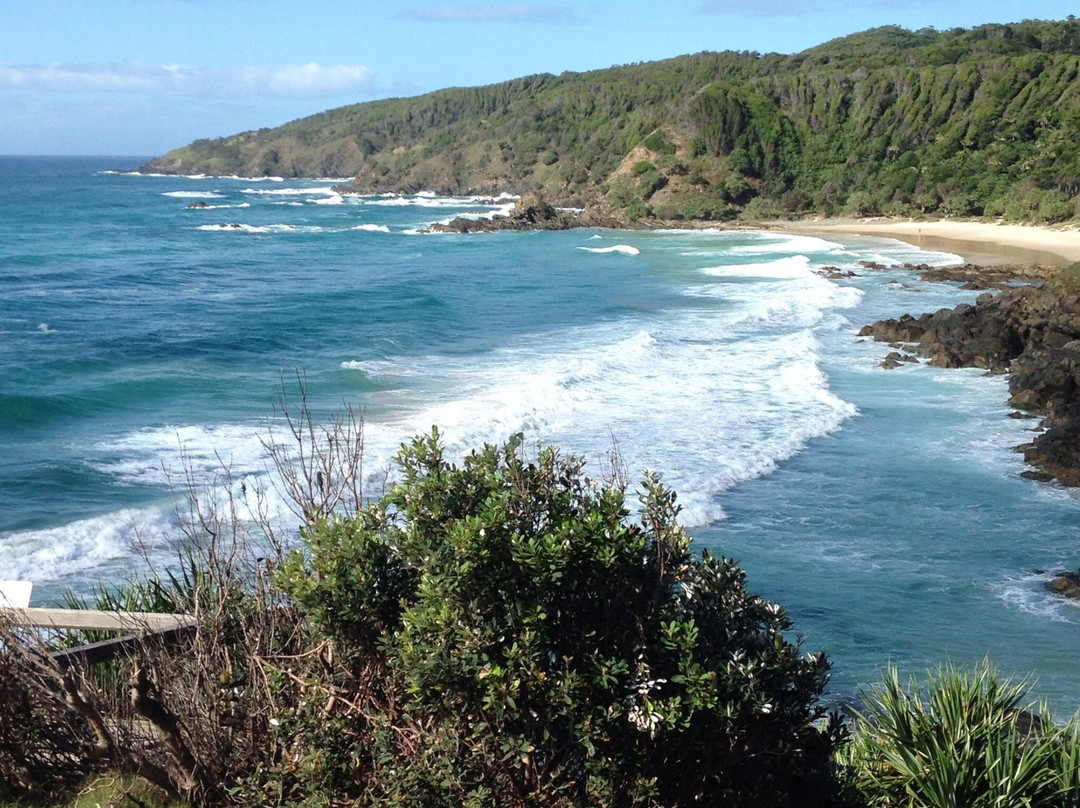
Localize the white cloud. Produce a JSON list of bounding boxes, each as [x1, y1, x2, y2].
[[698, 0, 931, 15], [402, 4, 577, 22], [0, 61, 376, 98], [698, 0, 833, 15]]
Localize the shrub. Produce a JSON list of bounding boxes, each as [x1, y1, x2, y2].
[[838, 661, 1080, 808], [0, 407, 845, 806], [739, 196, 782, 221], [280, 431, 844, 807], [642, 132, 677, 154], [637, 168, 668, 199]]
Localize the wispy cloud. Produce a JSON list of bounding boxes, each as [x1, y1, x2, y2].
[[402, 4, 578, 23], [698, 0, 930, 15], [0, 61, 376, 97], [698, 0, 833, 16]]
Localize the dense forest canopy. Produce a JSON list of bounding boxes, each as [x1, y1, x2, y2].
[[142, 19, 1080, 223]]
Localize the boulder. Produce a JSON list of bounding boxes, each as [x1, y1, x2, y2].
[[1046, 571, 1080, 599], [880, 351, 918, 369]]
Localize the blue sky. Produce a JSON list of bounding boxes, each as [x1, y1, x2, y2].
[[1, 0, 1075, 156]]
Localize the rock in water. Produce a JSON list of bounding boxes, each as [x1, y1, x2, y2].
[[431, 192, 577, 233], [1046, 571, 1080, 599], [860, 263, 1080, 486]]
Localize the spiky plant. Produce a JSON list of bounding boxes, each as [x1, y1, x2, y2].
[[838, 660, 1080, 808]]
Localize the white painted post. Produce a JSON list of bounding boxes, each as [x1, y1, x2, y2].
[[0, 580, 32, 608]]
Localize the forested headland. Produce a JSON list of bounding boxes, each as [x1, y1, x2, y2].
[[142, 19, 1080, 224]]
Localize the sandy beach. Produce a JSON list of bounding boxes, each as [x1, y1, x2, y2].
[[783, 219, 1080, 267]]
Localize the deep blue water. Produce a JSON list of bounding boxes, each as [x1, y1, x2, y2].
[[2, 156, 1079, 711]]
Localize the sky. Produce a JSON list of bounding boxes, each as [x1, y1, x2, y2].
[[1, 0, 1076, 156]]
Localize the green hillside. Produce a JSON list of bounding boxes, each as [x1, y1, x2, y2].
[[142, 19, 1080, 223]]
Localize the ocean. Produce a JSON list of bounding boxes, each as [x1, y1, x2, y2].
[[2, 155, 1079, 711]]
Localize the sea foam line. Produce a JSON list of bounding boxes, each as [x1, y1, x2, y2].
[[578, 244, 640, 256]]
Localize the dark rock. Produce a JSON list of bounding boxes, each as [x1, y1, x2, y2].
[[186, 201, 210, 209], [1046, 571, 1080, 599], [430, 192, 578, 233], [859, 260, 890, 270], [905, 262, 1056, 290], [818, 266, 857, 279], [860, 262, 1080, 486], [880, 351, 918, 369]]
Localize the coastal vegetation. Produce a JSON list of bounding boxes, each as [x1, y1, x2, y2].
[[4, 403, 1080, 807], [143, 19, 1080, 224], [0, 409, 844, 807]]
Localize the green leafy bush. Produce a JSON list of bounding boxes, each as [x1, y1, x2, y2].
[[838, 661, 1080, 808], [637, 167, 668, 199], [281, 431, 844, 807], [642, 132, 677, 155]]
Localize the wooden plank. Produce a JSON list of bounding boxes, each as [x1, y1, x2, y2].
[[2, 607, 196, 633], [50, 626, 197, 670]]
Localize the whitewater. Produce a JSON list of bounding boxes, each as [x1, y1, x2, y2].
[[2, 156, 1079, 710]]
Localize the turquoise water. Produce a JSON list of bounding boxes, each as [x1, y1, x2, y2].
[[2, 156, 1079, 711]]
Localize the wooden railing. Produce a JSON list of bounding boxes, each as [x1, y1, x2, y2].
[[1, 586, 197, 669]]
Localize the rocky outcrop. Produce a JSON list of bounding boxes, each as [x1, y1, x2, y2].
[[859, 263, 1080, 486], [431, 193, 578, 233], [904, 262, 1057, 290], [857, 290, 1028, 370], [1046, 571, 1080, 599], [429, 193, 633, 233]]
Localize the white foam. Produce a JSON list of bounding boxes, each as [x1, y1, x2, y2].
[[36, 322, 55, 333], [197, 223, 324, 234], [163, 191, 225, 199], [0, 506, 178, 584], [702, 255, 814, 280], [197, 202, 251, 210], [351, 224, 391, 233], [995, 570, 1080, 624], [728, 233, 847, 255], [349, 309, 855, 528], [578, 245, 640, 256], [92, 422, 272, 488], [241, 186, 337, 197], [365, 193, 515, 209]]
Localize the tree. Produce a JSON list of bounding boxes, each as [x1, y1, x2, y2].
[[282, 430, 844, 807]]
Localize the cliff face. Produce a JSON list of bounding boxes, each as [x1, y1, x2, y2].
[[860, 264, 1080, 485], [141, 20, 1080, 224]]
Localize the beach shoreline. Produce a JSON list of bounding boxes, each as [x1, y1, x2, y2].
[[776, 218, 1080, 268]]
